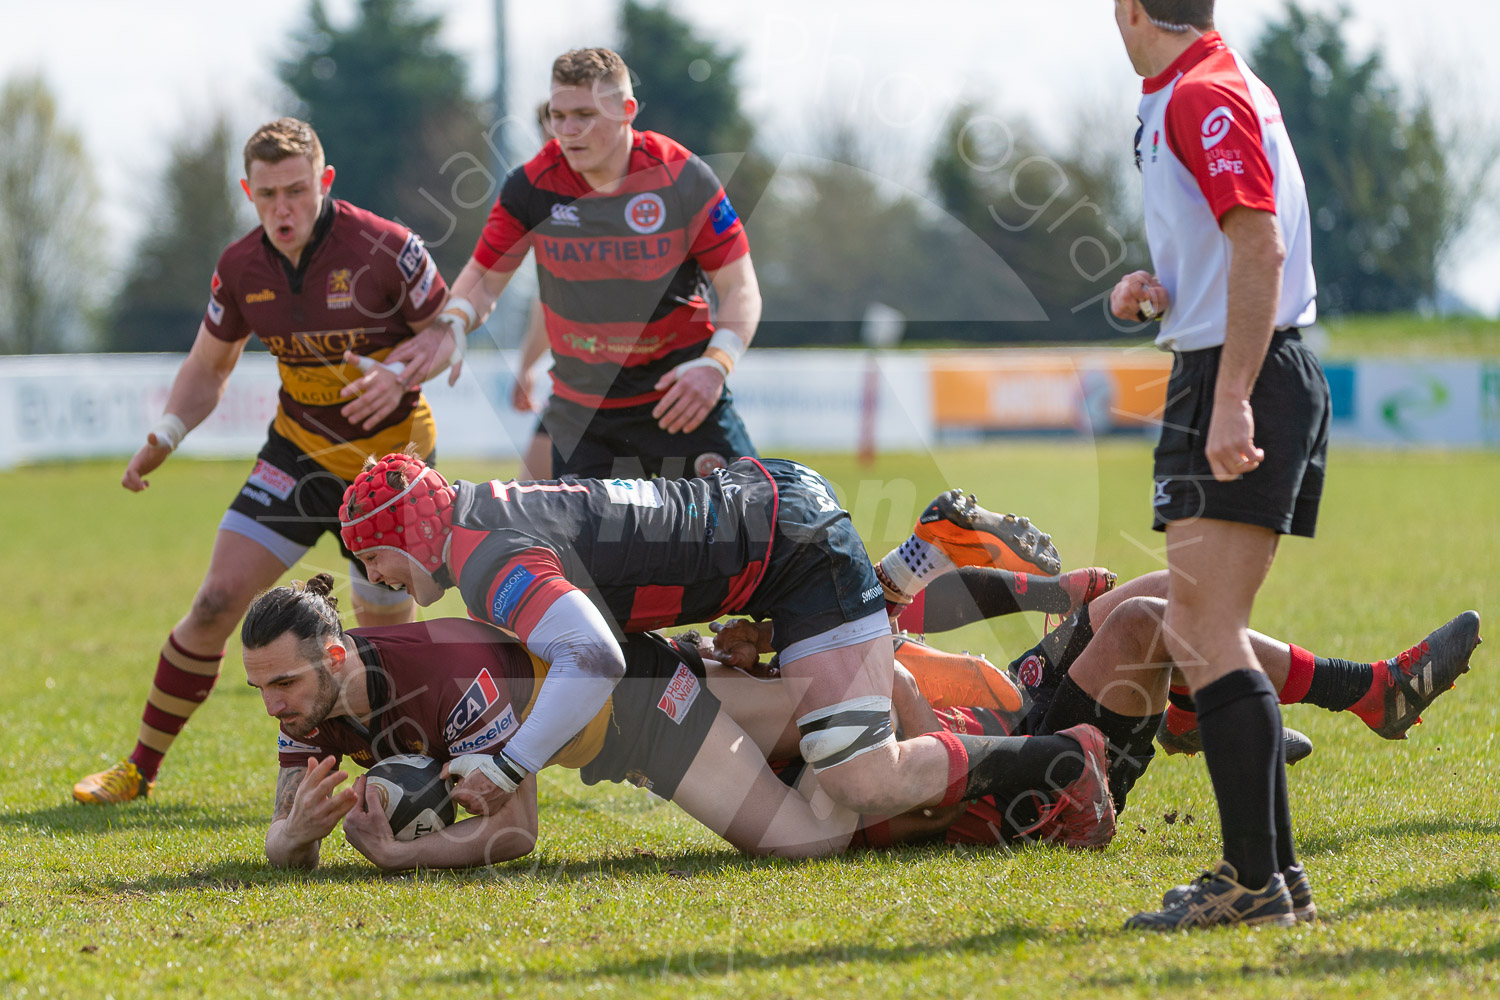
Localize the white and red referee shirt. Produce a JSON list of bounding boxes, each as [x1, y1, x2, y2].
[[1137, 32, 1317, 352]]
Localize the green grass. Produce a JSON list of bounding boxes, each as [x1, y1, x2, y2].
[[3, 444, 1498, 998], [1318, 314, 1500, 358]]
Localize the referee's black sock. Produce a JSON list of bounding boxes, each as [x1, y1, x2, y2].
[[1272, 716, 1298, 873], [1195, 668, 1282, 889]]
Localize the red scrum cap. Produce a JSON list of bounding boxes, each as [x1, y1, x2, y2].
[[340, 453, 454, 570]]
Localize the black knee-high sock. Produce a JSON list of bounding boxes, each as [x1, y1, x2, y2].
[[1272, 722, 1297, 872], [951, 732, 1088, 839], [957, 733, 1086, 802], [1041, 675, 1161, 815], [1195, 669, 1281, 888], [918, 567, 1086, 632], [1304, 657, 1375, 711]]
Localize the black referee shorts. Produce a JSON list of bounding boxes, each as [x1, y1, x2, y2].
[[1151, 330, 1330, 538]]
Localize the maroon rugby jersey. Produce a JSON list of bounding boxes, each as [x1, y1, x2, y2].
[[205, 199, 447, 480], [440, 458, 780, 644], [275, 618, 610, 770], [471, 131, 749, 409]]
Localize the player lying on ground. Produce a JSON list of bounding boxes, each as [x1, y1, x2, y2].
[[244, 576, 1113, 871], [899, 577, 1480, 920], [872, 554, 1482, 766], [708, 567, 1482, 876], [337, 451, 1079, 828]]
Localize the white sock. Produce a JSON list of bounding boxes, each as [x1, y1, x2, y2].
[[878, 534, 957, 599]]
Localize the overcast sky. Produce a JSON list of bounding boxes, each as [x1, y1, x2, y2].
[[4, 0, 1496, 314]]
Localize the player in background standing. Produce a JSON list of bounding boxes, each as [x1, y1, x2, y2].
[[1107, 0, 1329, 928], [510, 101, 559, 481], [386, 47, 760, 480], [73, 119, 453, 805]]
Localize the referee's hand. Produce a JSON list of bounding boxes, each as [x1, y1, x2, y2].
[[1110, 271, 1169, 323], [1205, 397, 1265, 482]]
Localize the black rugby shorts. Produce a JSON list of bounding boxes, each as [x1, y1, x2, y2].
[[1151, 330, 1330, 537]]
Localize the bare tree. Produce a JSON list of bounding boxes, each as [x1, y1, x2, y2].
[[0, 75, 105, 354]]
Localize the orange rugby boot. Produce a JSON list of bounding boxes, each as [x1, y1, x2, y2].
[[912, 489, 1061, 576], [892, 633, 1023, 714]]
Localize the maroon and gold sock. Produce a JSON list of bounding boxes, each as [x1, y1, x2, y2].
[[128, 633, 223, 781]]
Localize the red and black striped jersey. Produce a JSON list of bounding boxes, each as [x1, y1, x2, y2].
[[275, 618, 611, 770], [471, 130, 749, 409], [441, 458, 780, 644], [205, 199, 447, 479]]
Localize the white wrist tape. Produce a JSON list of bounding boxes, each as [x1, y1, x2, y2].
[[148, 414, 187, 452], [708, 327, 746, 367], [440, 297, 478, 366], [352, 355, 407, 379], [448, 750, 527, 795], [673, 355, 729, 379]]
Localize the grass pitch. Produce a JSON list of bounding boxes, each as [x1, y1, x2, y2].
[[2, 442, 1498, 998]]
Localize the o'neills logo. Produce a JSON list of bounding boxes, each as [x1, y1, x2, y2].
[[246, 288, 277, 304]]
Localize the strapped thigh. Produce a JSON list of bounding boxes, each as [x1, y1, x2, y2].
[[796, 695, 895, 772]]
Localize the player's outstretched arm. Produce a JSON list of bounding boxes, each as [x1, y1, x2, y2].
[[265, 757, 358, 870], [652, 253, 762, 434], [344, 775, 539, 872], [122, 324, 246, 492], [384, 257, 519, 389], [448, 591, 627, 816]]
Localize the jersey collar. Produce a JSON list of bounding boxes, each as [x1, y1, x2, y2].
[[1142, 31, 1225, 94], [261, 196, 337, 293]]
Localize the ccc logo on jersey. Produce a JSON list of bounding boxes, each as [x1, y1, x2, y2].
[[625, 193, 666, 235]]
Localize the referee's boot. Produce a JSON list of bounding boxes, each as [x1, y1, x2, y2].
[[1351, 611, 1482, 740], [73, 759, 153, 805], [913, 489, 1061, 576], [1157, 706, 1315, 766], [1125, 861, 1296, 931], [1162, 862, 1317, 923]]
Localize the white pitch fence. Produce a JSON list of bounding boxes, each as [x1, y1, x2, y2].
[[0, 350, 1494, 470]]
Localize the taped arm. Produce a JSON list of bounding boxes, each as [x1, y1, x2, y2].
[[503, 589, 627, 773]]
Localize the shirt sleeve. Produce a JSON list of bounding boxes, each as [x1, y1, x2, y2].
[[460, 537, 579, 642], [277, 729, 337, 769], [679, 155, 749, 271], [203, 263, 250, 342], [1164, 79, 1277, 223], [391, 229, 448, 325], [471, 168, 535, 274]]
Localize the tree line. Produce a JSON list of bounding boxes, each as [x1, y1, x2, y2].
[[0, 0, 1490, 354]]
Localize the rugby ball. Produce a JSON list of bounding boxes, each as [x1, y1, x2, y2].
[[364, 754, 455, 841]]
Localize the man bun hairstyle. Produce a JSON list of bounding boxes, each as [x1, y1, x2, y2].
[[242, 572, 343, 655], [243, 117, 326, 177], [551, 47, 633, 102], [1137, 0, 1214, 31]]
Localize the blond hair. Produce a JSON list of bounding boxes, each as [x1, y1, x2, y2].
[[242, 117, 325, 177]]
